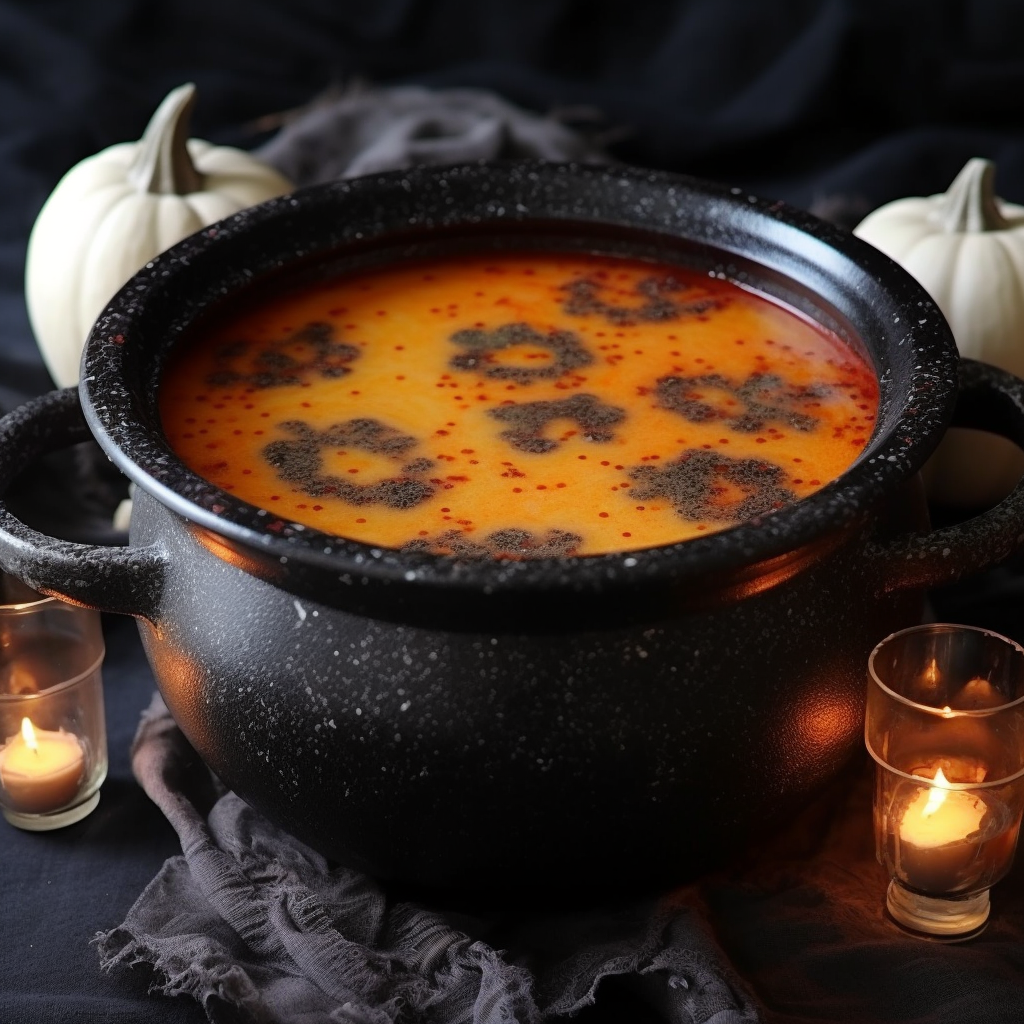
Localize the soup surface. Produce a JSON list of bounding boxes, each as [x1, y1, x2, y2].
[[160, 251, 878, 557]]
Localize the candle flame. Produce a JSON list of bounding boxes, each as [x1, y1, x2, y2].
[[921, 766, 951, 817], [923, 658, 940, 686], [20, 716, 37, 751]]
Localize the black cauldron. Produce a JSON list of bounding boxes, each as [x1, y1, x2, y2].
[[2, 163, 1024, 896]]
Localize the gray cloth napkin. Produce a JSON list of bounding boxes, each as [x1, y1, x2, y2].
[[254, 82, 610, 186], [95, 694, 759, 1024]]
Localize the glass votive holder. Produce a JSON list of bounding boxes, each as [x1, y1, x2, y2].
[[866, 623, 1024, 940], [0, 575, 107, 830]]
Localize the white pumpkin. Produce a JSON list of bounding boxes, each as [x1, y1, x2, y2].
[[25, 83, 292, 388], [854, 157, 1024, 507]]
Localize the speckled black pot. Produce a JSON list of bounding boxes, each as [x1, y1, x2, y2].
[[3, 163, 1024, 897]]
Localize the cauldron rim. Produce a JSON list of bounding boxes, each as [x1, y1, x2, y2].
[[79, 160, 958, 596]]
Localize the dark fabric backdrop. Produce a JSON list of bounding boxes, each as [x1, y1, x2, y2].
[[3, 2, 1024, 1022], [5, 0, 1024, 401]]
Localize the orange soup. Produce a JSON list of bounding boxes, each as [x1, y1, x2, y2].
[[159, 252, 878, 557]]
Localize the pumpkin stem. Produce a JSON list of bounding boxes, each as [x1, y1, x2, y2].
[[930, 157, 1010, 233], [127, 83, 205, 195]]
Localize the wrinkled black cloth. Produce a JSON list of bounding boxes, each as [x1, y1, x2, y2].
[[96, 696, 757, 1024], [95, 694, 1024, 1024], [255, 82, 609, 186]]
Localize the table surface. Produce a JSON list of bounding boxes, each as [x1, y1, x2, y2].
[[5, 592, 1024, 1024]]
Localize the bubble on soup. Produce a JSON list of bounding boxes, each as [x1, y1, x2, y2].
[[488, 393, 626, 453], [559, 275, 723, 324], [263, 419, 435, 508], [207, 321, 360, 389], [404, 527, 583, 560], [448, 322, 592, 382], [628, 449, 798, 522], [654, 372, 828, 433]]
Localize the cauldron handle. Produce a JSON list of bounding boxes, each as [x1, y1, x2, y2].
[[869, 358, 1024, 593], [0, 387, 166, 621]]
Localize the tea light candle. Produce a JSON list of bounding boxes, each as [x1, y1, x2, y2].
[[902, 770, 985, 847], [895, 769, 990, 893], [0, 717, 85, 814], [868, 624, 1024, 939]]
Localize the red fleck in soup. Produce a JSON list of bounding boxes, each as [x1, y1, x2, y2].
[[159, 251, 879, 558]]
